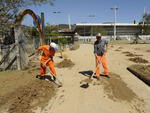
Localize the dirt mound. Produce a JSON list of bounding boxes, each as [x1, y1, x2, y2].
[[118, 47, 123, 49], [96, 73, 144, 113], [56, 59, 75, 68], [98, 73, 138, 102], [134, 48, 141, 50], [127, 65, 150, 86], [122, 51, 131, 54], [146, 50, 150, 52], [129, 57, 149, 63], [80, 78, 93, 84], [110, 45, 114, 48], [0, 59, 57, 113], [122, 51, 143, 57], [126, 53, 142, 57], [0, 79, 56, 113], [69, 43, 80, 50], [115, 49, 121, 51]]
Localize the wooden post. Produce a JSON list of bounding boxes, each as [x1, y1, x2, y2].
[[14, 26, 21, 70], [0, 44, 1, 61], [40, 33, 45, 45], [41, 12, 45, 45]]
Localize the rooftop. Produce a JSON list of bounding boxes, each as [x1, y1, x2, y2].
[[76, 23, 139, 26]]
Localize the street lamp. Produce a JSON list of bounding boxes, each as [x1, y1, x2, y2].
[[53, 11, 61, 14], [53, 11, 71, 30], [53, 11, 61, 31], [68, 14, 71, 30], [111, 7, 118, 40], [142, 7, 146, 34], [88, 15, 95, 40]]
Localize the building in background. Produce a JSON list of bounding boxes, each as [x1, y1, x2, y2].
[[74, 22, 145, 41]]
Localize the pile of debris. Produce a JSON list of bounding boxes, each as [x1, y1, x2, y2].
[[128, 57, 149, 63], [56, 59, 75, 68]]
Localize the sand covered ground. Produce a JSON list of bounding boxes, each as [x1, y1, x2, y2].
[[0, 40, 150, 113]]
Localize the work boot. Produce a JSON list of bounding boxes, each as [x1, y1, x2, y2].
[[96, 76, 100, 80], [36, 75, 40, 78], [39, 76, 45, 80], [93, 76, 100, 80], [36, 75, 45, 80], [104, 74, 110, 78]]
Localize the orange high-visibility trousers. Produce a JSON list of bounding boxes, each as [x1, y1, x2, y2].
[[40, 60, 56, 76], [95, 55, 109, 77]]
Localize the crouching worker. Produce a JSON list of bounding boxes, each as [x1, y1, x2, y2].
[[36, 42, 58, 81]]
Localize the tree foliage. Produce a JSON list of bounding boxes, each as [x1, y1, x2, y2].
[[141, 13, 150, 34], [0, 0, 54, 35], [143, 13, 150, 24], [92, 27, 107, 36]]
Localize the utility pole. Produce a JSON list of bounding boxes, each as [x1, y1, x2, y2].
[[143, 7, 146, 25], [142, 7, 146, 34], [88, 15, 95, 40], [41, 12, 45, 45], [68, 14, 71, 30], [53, 11, 61, 32], [111, 7, 118, 40]]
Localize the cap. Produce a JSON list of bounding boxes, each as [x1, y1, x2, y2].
[[96, 33, 102, 37], [50, 42, 58, 50]]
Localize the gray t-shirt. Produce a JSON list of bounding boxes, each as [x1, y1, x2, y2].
[[94, 39, 108, 55]]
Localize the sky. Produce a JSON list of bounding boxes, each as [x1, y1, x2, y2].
[[22, 0, 150, 26]]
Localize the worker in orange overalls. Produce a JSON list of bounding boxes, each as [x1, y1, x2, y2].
[[36, 42, 58, 80], [94, 33, 110, 80]]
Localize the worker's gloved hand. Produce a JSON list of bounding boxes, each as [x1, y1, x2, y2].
[[94, 54, 98, 58], [103, 49, 107, 55], [42, 62, 47, 67]]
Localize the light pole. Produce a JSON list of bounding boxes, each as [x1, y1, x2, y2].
[[142, 7, 146, 34], [53, 11, 71, 30], [53, 11, 61, 31], [68, 14, 71, 30], [88, 15, 95, 41], [111, 7, 118, 40]]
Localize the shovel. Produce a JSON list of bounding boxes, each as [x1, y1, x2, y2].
[[48, 70, 63, 87], [41, 61, 63, 87]]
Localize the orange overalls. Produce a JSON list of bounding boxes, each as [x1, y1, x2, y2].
[[38, 45, 56, 76], [95, 55, 109, 77]]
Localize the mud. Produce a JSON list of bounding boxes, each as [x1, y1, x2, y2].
[[56, 59, 75, 68], [128, 57, 149, 63]]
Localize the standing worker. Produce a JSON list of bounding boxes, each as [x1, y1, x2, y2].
[[36, 42, 58, 81], [94, 33, 110, 80]]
